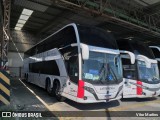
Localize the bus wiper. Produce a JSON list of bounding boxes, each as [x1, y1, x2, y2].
[[108, 64, 118, 83], [152, 76, 159, 81], [98, 63, 106, 84]]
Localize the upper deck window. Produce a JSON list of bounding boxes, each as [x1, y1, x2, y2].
[[78, 25, 118, 49]]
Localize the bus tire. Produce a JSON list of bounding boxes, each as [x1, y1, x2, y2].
[[53, 80, 66, 102], [46, 78, 54, 96]]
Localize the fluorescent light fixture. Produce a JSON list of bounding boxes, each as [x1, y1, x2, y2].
[[14, 8, 33, 30], [18, 19, 26, 24], [15, 27, 21, 30], [22, 9, 33, 16], [20, 15, 30, 20], [16, 23, 23, 27]]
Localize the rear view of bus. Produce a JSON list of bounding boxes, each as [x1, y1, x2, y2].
[[117, 38, 160, 98]]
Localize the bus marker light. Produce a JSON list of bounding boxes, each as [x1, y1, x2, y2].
[[83, 96, 87, 100]]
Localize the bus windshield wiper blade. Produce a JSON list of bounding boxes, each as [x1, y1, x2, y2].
[[108, 64, 118, 83], [98, 63, 106, 84]]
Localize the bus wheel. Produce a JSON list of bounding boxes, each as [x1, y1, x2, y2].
[[53, 80, 66, 102], [46, 79, 53, 96]]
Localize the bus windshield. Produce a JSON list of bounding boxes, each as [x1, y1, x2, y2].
[[82, 51, 123, 84], [137, 60, 160, 83]]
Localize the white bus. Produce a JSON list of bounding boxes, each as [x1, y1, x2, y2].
[[23, 23, 124, 103], [149, 46, 160, 72], [117, 38, 160, 98]]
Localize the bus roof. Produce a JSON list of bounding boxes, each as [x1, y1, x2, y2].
[[24, 23, 118, 57], [117, 38, 155, 59]]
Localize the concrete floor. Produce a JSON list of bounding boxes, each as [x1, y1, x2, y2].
[[3, 78, 160, 120]]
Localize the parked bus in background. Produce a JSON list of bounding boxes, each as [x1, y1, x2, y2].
[[23, 23, 124, 103], [149, 46, 160, 72], [117, 38, 160, 98]]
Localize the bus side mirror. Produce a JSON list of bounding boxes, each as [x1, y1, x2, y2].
[[120, 50, 135, 64], [71, 43, 89, 60], [80, 44, 89, 60]]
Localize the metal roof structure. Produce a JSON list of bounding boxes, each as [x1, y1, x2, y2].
[[1, 0, 160, 63], [10, 0, 160, 41]]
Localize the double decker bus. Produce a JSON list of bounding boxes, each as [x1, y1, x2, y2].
[[23, 23, 124, 103], [117, 38, 160, 98], [149, 46, 160, 71]]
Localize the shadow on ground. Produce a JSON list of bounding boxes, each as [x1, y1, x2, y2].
[[121, 97, 157, 102], [10, 78, 58, 119], [65, 99, 120, 110], [21, 79, 120, 110]]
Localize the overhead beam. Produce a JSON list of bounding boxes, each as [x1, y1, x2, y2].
[[55, 0, 160, 38], [36, 10, 74, 35], [143, 1, 160, 11]]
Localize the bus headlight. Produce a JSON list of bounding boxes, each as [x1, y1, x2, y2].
[[83, 86, 95, 94], [141, 85, 148, 89], [83, 86, 99, 100]]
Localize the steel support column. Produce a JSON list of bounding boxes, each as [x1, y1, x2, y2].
[[1, 0, 11, 68]]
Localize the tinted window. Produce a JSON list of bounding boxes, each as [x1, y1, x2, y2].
[[78, 25, 118, 49], [122, 58, 137, 80], [158, 61, 160, 72], [151, 48, 160, 58], [29, 60, 60, 75], [117, 40, 132, 51], [117, 38, 155, 59], [24, 46, 37, 58], [24, 26, 76, 58], [131, 41, 154, 59]]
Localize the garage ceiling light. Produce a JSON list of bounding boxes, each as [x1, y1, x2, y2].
[[14, 8, 33, 30], [22, 9, 33, 15], [16, 23, 23, 27], [17, 20, 26, 24], [20, 15, 30, 20], [15, 27, 21, 30]]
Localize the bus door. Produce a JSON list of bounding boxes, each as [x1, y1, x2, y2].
[[62, 46, 79, 99]]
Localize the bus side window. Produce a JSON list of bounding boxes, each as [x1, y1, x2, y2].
[[123, 67, 136, 79], [122, 58, 137, 80], [151, 48, 160, 58]]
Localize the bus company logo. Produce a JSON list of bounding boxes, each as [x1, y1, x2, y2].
[[2, 112, 11, 117], [100, 87, 115, 90]]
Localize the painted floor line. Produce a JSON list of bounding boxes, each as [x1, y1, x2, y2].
[[18, 79, 60, 111]]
